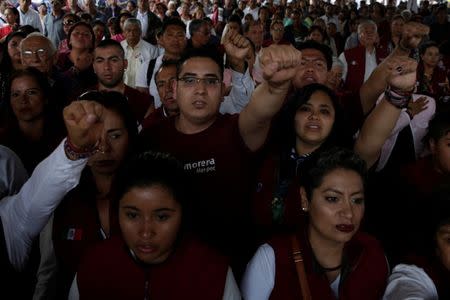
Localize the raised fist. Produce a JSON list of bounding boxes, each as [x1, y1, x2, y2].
[[259, 44, 302, 89], [399, 22, 430, 51], [223, 28, 251, 61], [63, 100, 104, 151], [385, 56, 418, 91]]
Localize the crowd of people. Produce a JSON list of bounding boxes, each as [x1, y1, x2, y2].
[[0, 0, 449, 298]]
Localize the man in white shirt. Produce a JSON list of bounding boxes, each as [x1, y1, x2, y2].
[[135, 17, 187, 106], [121, 18, 159, 88], [136, 0, 148, 39], [18, 0, 43, 32], [243, 0, 259, 21], [338, 20, 386, 94], [135, 0, 161, 44], [320, 4, 340, 33]]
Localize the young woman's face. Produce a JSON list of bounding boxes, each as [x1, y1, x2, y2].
[[294, 90, 335, 151], [430, 132, 450, 174], [7, 36, 23, 62], [421, 46, 440, 67], [436, 224, 450, 271], [119, 185, 182, 264], [5, 8, 18, 25], [63, 17, 76, 34], [87, 109, 129, 175], [70, 25, 93, 49], [10, 75, 46, 122], [301, 168, 365, 246], [309, 29, 324, 43]]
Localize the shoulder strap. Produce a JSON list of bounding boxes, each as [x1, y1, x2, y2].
[[291, 234, 312, 300], [146, 58, 158, 87]]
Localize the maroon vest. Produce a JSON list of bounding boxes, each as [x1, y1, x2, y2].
[[77, 236, 229, 300], [52, 173, 118, 298], [400, 156, 448, 198], [268, 231, 388, 300], [123, 85, 153, 123], [343, 46, 388, 94], [141, 106, 166, 130]]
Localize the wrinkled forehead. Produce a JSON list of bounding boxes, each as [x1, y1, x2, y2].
[[301, 49, 327, 63], [21, 36, 50, 50]]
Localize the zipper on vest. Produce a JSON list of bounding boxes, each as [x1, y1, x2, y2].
[[144, 279, 149, 300]]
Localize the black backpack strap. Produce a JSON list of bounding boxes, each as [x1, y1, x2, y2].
[[146, 58, 158, 87]]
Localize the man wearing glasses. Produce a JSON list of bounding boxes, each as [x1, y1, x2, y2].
[[20, 33, 73, 108], [141, 30, 302, 278], [43, 0, 65, 48]]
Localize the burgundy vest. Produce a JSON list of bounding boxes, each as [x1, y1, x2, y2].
[[141, 106, 166, 131], [123, 85, 153, 123], [268, 231, 388, 300], [343, 45, 388, 94], [52, 173, 119, 298], [77, 236, 229, 300], [400, 156, 448, 198]]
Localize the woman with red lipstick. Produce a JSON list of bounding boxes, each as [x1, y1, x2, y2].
[[69, 152, 241, 299], [242, 148, 389, 299], [251, 83, 351, 235], [36, 91, 138, 299]]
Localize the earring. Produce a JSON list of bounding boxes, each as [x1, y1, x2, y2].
[[302, 207, 307, 212]]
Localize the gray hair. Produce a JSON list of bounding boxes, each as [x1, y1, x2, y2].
[[19, 32, 57, 57], [357, 19, 377, 34], [123, 18, 142, 31]]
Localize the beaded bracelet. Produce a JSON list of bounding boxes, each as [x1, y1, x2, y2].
[[384, 85, 414, 109], [64, 138, 96, 161]]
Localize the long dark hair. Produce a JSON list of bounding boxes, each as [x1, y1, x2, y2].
[[0, 31, 27, 72], [277, 83, 350, 154], [4, 67, 57, 127]]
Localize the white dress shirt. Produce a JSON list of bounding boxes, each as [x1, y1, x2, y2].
[[121, 39, 159, 88], [136, 10, 148, 38], [241, 243, 340, 300], [0, 146, 28, 199], [19, 7, 43, 32], [383, 264, 438, 300], [369, 94, 436, 172], [0, 140, 87, 271]]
